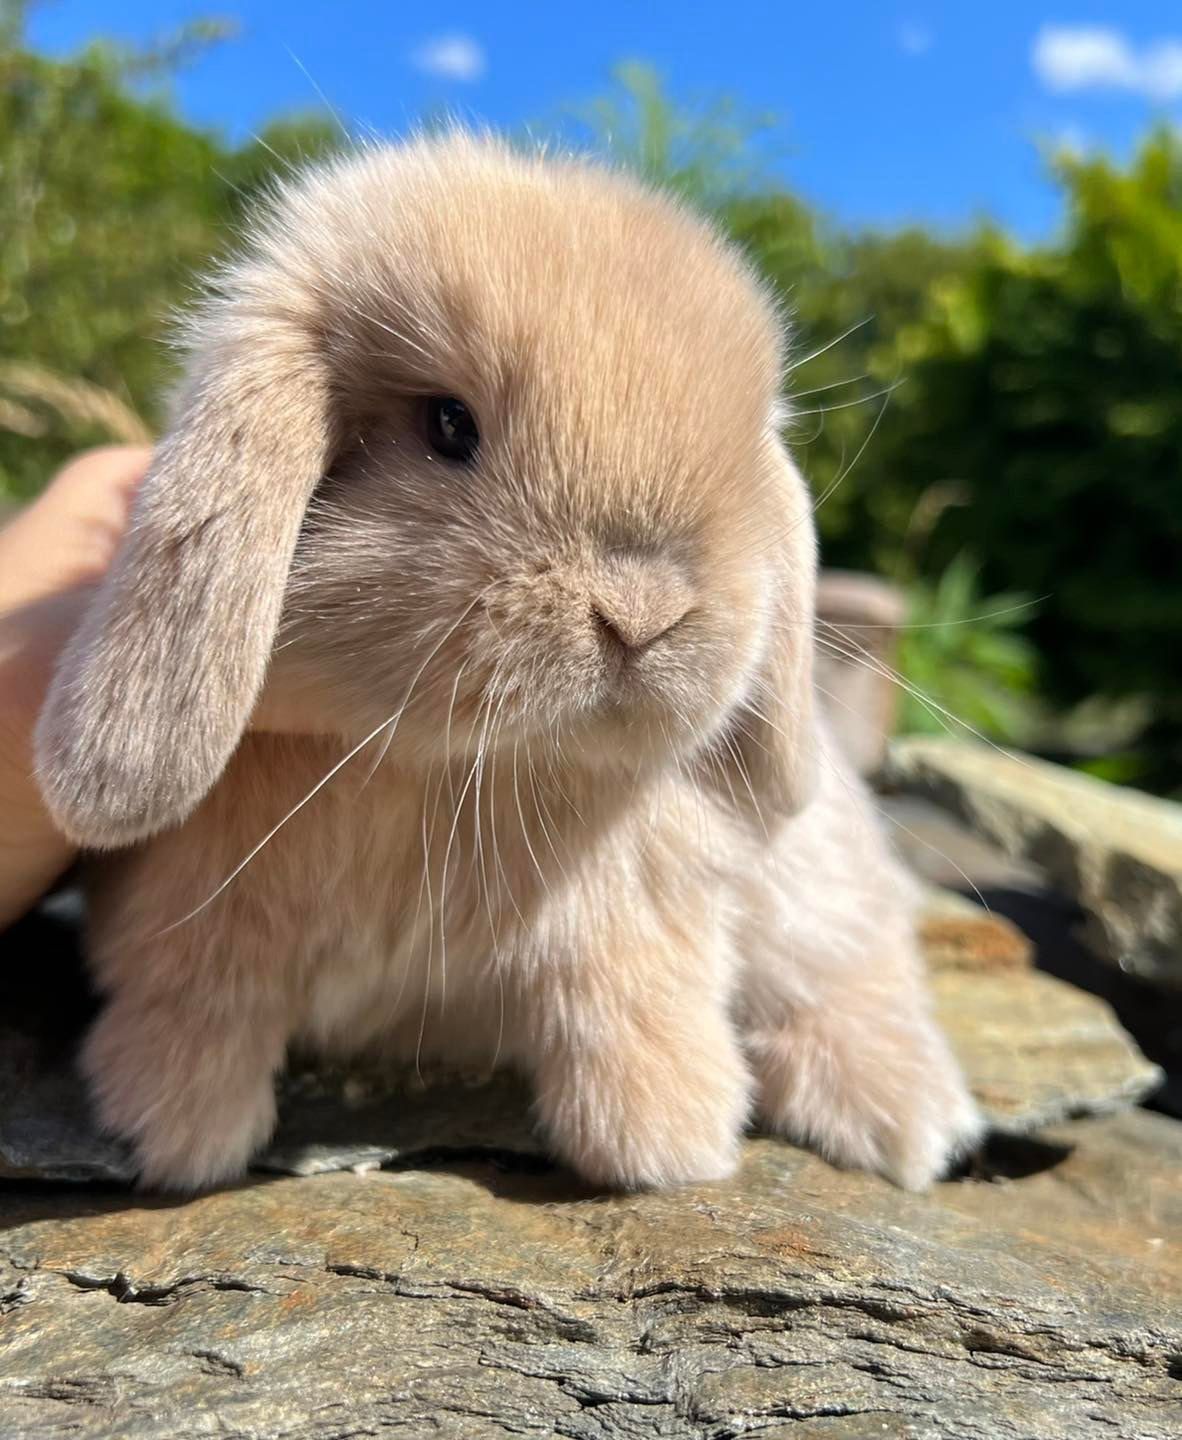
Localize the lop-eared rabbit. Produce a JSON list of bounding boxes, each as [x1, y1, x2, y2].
[[37, 136, 981, 1191]]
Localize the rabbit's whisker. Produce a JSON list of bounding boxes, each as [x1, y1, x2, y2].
[[719, 726, 770, 842], [473, 675, 516, 999], [414, 760, 448, 1081], [815, 632, 959, 740], [157, 597, 481, 935], [786, 316, 873, 373], [701, 731, 742, 819], [789, 380, 903, 421], [435, 664, 486, 1023], [814, 625, 1035, 771], [477, 674, 512, 1077], [441, 660, 471, 815], [789, 373, 872, 401], [809, 717, 993, 914], [512, 738, 553, 899], [438, 676, 504, 1020], [487, 697, 527, 929], [806, 390, 892, 520], [527, 749, 569, 891], [771, 595, 1048, 631]]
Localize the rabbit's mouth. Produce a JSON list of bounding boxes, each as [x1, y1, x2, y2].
[[479, 643, 742, 772]]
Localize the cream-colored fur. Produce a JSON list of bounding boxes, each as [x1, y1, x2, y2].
[[35, 135, 981, 1191]]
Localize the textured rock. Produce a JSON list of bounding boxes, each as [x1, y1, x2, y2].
[[2, 883, 1179, 1438], [919, 885, 1033, 971], [878, 792, 1041, 891], [934, 965, 1162, 1131], [886, 736, 1182, 989], [2, 1109, 1179, 1440], [925, 888, 1162, 1130]]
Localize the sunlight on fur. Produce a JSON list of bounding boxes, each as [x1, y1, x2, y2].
[[34, 133, 982, 1193]]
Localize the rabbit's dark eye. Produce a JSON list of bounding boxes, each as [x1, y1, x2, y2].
[[425, 396, 480, 464]]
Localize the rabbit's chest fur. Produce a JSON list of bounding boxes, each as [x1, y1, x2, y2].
[[79, 727, 976, 1196], [86, 733, 753, 1066]]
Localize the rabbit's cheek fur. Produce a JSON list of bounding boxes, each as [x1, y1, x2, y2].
[[274, 496, 769, 768], [42, 135, 981, 1193]]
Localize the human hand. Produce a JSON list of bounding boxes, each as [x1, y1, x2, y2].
[[0, 446, 150, 929]]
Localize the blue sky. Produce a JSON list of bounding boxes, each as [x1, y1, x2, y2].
[[27, 2, 1182, 238]]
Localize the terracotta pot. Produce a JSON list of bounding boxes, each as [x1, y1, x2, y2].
[[814, 569, 907, 776]]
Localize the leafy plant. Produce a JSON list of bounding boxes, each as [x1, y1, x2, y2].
[[0, 7, 340, 499], [566, 60, 779, 209], [895, 555, 1041, 745]]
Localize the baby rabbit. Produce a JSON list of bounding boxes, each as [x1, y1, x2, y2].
[[36, 134, 981, 1192]]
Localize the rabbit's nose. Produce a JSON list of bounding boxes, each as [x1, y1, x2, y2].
[[589, 560, 693, 652]]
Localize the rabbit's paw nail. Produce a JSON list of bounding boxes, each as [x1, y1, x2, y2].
[[753, 1016, 982, 1191], [82, 1009, 279, 1192], [542, 1044, 751, 1190]]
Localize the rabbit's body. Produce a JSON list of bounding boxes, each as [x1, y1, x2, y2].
[[83, 717, 972, 1192], [39, 135, 981, 1192]]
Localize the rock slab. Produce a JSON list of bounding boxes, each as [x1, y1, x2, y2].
[[887, 736, 1182, 989], [2, 1109, 1179, 1440], [1, 884, 1175, 1439]]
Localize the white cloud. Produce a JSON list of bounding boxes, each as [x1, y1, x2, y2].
[[1032, 24, 1182, 101], [411, 33, 486, 83], [899, 22, 933, 57]]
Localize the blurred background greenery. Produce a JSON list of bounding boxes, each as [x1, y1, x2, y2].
[[2, 7, 1180, 794]]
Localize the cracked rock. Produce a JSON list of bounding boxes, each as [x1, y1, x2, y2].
[[1, 1109, 1178, 1439], [886, 735, 1182, 990], [1, 840, 1178, 1437]]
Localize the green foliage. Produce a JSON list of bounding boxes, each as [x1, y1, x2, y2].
[[2, 32, 1179, 787], [0, 11, 340, 499], [568, 60, 780, 209], [895, 555, 1041, 744], [871, 131, 1182, 785]]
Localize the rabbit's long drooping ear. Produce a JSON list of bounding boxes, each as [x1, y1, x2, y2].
[[711, 438, 820, 826], [36, 318, 333, 849]]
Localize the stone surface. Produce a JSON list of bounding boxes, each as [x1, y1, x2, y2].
[[2, 1108, 1179, 1439], [933, 964, 1162, 1131], [923, 887, 1163, 1130], [878, 793, 1042, 892], [1, 874, 1179, 1437], [886, 736, 1182, 989], [918, 885, 1033, 971]]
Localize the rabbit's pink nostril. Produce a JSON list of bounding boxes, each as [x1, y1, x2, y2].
[[591, 599, 689, 652], [585, 553, 695, 655]]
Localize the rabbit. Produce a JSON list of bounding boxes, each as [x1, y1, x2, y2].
[[34, 133, 982, 1193]]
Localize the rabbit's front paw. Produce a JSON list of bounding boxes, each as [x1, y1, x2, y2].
[[536, 1019, 752, 1190], [81, 996, 281, 1191], [751, 1007, 982, 1191]]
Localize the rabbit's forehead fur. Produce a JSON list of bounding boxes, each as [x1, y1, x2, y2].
[[250, 136, 783, 480]]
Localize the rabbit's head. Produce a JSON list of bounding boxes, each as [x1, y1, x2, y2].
[[36, 135, 818, 847]]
